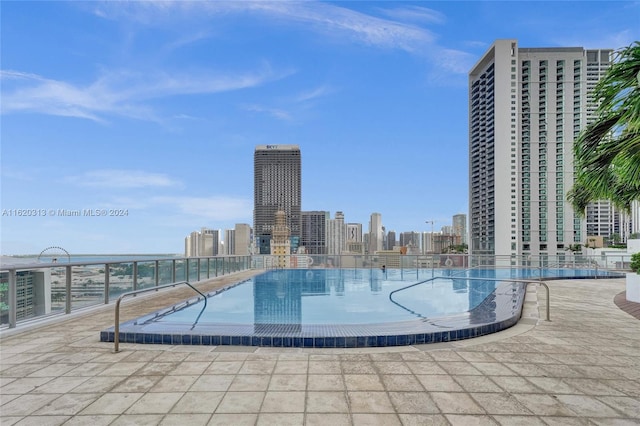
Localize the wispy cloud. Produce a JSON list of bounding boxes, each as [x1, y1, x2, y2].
[[151, 195, 252, 221], [378, 6, 445, 25], [294, 85, 333, 103], [64, 169, 181, 188], [0, 65, 291, 122], [243, 104, 292, 121]]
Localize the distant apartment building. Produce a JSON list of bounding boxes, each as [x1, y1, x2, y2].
[[301, 211, 329, 255], [399, 231, 421, 252], [469, 39, 613, 260], [327, 211, 346, 255], [452, 214, 468, 246], [254, 145, 302, 254], [234, 223, 252, 255], [224, 229, 235, 255], [386, 230, 396, 250], [184, 228, 219, 257], [368, 213, 383, 254], [345, 223, 364, 254]]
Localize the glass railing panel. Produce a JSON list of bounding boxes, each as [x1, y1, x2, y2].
[[157, 260, 174, 285], [49, 266, 67, 315], [174, 260, 186, 282], [70, 264, 106, 310], [136, 261, 157, 290], [199, 258, 210, 280], [107, 263, 134, 301]]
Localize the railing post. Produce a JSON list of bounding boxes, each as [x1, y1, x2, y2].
[[155, 260, 159, 287], [8, 269, 17, 328], [65, 265, 72, 314], [172, 259, 176, 283], [104, 264, 110, 304], [133, 262, 138, 291]]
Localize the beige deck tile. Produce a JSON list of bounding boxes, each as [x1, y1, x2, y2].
[[1, 376, 54, 394], [273, 360, 308, 374], [596, 396, 640, 417], [215, 391, 265, 413], [229, 374, 271, 391], [125, 391, 183, 414], [33, 392, 100, 416], [167, 361, 211, 375], [170, 391, 224, 414], [347, 391, 395, 413], [352, 413, 401, 425], [437, 361, 484, 376], [135, 362, 180, 376], [489, 376, 544, 393], [0, 393, 60, 416], [62, 362, 111, 376], [305, 413, 352, 426], [5, 415, 70, 426], [445, 414, 499, 425], [207, 413, 257, 425], [554, 394, 625, 417], [430, 392, 485, 414], [344, 374, 384, 391], [268, 373, 307, 391], [80, 392, 144, 415], [109, 414, 165, 425], [159, 413, 212, 425], [340, 361, 376, 374], [59, 414, 118, 426], [388, 391, 439, 413], [261, 391, 306, 412], [189, 374, 234, 392], [306, 391, 350, 413], [469, 392, 533, 415], [256, 412, 304, 425], [416, 374, 465, 392], [148, 374, 199, 392], [110, 375, 162, 392], [373, 361, 412, 374], [307, 374, 344, 391], [452, 375, 503, 393], [96, 362, 147, 377], [492, 415, 547, 425], [397, 414, 449, 425], [238, 360, 276, 375], [308, 360, 341, 374], [68, 375, 123, 394], [380, 374, 424, 391], [405, 361, 447, 375], [203, 360, 243, 375]]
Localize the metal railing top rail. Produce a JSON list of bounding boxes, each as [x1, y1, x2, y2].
[[389, 275, 551, 322], [0, 255, 237, 272], [113, 280, 206, 352]]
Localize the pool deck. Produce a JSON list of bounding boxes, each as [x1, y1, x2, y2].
[[1, 273, 639, 425]]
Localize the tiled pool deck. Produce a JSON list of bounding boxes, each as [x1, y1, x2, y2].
[[1, 271, 639, 425]]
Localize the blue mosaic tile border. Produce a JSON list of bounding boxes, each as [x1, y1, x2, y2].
[[101, 281, 527, 348]]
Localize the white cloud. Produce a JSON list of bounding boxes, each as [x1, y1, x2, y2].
[[0, 65, 291, 122], [151, 195, 252, 221], [64, 169, 181, 188], [244, 104, 293, 121], [378, 5, 445, 25]]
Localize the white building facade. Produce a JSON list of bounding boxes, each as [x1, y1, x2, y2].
[[469, 39, 612, 261]]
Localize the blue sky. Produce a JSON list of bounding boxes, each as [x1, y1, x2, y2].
[[1, 1, 638, 255]]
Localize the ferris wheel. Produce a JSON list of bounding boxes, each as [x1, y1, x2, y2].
[[37, 246, 71, 263]]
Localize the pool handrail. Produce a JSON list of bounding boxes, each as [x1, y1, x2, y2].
[[113, 280, 206, 352], [389, 274, 551, 322]]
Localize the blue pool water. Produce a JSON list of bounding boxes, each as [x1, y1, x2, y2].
[[102, 267, 619, 348]]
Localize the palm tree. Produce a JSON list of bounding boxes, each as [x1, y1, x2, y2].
[[568, 42, 640, 212]]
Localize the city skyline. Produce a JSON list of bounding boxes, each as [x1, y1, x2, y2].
[[2, 1, 638, 254]]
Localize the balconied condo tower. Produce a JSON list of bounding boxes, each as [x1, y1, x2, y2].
[[254, 145, 302, 254], [469, 39, 612, 261]]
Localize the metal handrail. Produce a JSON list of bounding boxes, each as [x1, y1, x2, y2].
[[389, 275, 551, 322], [113, 281, 206, 352]]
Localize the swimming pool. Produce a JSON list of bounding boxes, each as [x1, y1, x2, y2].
[[101, 267, 619, 348]]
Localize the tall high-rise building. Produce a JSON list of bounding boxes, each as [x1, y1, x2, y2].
[[327, 211, 346, 255], [254, 145, 302, 254], [234, 223, 252, 255], [386, 230, 397, 250], [301, 211, 329, 255], [469, 39, 612, 260], [452, 214, 467, 246], [368, 213, 383, 254]]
